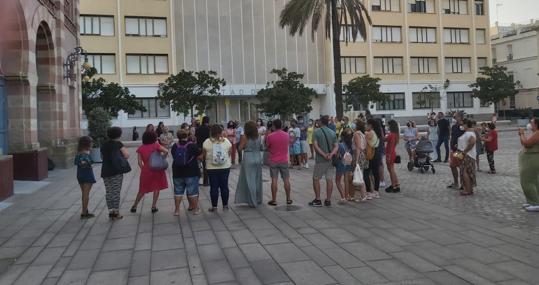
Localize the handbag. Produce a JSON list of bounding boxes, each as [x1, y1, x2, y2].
[[352, 164, 364, 186], [320, 128, 338, 167], [112, 149, 131, 174], [395, 155, 401, 164], [149, 150, 168, 171]]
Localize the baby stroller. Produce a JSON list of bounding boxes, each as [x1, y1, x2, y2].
[[407, 138, 435, 174]]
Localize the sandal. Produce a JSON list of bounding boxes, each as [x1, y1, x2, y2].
[[151, 207, 159, 213], [286, 200, 293, 205], [267, 200, 277, 206], [130, 207, 137, 213]]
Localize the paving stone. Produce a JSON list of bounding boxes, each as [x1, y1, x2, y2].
[[202, 259, 236, 284], [102, 236, 136, 252], [153, 223, 181, 236], [281, 260, 335, 285], [87, 269, 128, 285], [301, 246, 337, 267], [239, 243, 270, 262], [347, 266, 388, 284], [424, 270, 472, 285], [191, 274, 208, 285], [367, 259, 424, 281], [135, 232, 152, 251], [56, 269, 91, 285], [129, 275, 150, 285], [447, 243, 512, 264], [223, 247, 249, 269], [47, 256, 71, 278], [252, 228, 289, 245], [341, 242, 391, 261], [150, 268, 192, 285], [68, 249, 100, 270], [13, 264, 53, 285], [152, 234, 184, 251], [198, 244, 226, 262], [193, 230, 218, 245], [414, 229, 467, 245], [319, 228, 358, 243], [323, 265, 361, 285], [79, 234, 107, 250], [391, 252, 442, 273], [215, 231, 237, 248], [94, 250, 132, 271], [235, 267, 263, 285], [41, 277, 58, 285], [492, 261, 537, 284], [264, 243, 309, 263], [151, 249, 188, 271], [130, 250, 151, 277], [444, 265, 498, 285], [490, 243, 539, 267], [453, 258, 514, 282], [14, 246, 43, 264], [302, 233, 338, 250], [250, 259, 290, 284], [324, 246, 365, 268]]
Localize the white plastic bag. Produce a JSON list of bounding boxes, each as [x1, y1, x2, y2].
[[352, 164, 364, 186]]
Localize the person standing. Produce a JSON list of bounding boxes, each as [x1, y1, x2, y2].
[[448, 115, 464, 189], [225, 121, 237, 165], [132, 127, 139, 141], [335, 128, 354, 203], [131, 131, 169, 213], [310, 115, 338, 207], [75, 136, 96, 219], [235, 121, 263, 207], [298, 116, 310, 169], [101, 127, 130, 220], [385, 120, 400, 193], [482, 123, 498, 174], [156, 121, 164, 138], [352, 120, 369, 201], [171, 129, 202, 216], [196, 116, 211, 186], [518, 118, 539, 212], [427, 119, 439, 161], [266, 119, 293, 206], [474, 122, 484, 171], [364, 119, 383, 199], [289, 120, 301, 169], [403, 121, 419, 164], [456, 119, 477, 196], [236, 121, 244, 163], [203, 125, 233, 212], [307, 119, 315, 159], [434, 112, 450, 163]]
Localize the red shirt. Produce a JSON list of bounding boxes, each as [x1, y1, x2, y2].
[[266, 130, 289, 164], [485, 130, 498, 152]]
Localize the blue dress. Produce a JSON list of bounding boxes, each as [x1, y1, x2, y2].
[[75, 153, 96, 184], [235, 138, 263, 207]]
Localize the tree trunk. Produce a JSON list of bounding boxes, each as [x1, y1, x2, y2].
[[330, 0, 343, 119]]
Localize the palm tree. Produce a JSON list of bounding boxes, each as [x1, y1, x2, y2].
[[280, 0, 371, 119]]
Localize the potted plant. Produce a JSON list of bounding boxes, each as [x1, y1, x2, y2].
[[516, 108, 532, 127], [87, 108, 112, 163]]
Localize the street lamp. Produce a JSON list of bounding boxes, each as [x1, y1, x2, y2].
[[63, 46, 92, 82]]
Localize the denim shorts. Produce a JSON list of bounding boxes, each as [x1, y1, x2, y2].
[[173, 177, 199, 197]]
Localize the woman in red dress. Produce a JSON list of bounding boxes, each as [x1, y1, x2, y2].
[[385, 120, 400, 193], [131, 131, 169, 213]]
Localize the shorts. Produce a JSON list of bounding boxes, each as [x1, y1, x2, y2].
[[300, 140, 309, 154], [173, 177, 199, 197], [449, 151, 461, 168], [313, 161, 335, 180], [289, 142, 301, 155], [270, 163, 290, 179]]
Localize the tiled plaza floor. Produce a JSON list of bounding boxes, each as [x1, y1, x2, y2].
[[0, 131, 538, 285]]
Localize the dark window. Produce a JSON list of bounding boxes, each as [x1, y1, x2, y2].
[[128, 98, 170, 119], [447, 92, 474, 108], [377, 93, 406, 110], [413, 92, 441, 109], [475, 0, 484, 15]]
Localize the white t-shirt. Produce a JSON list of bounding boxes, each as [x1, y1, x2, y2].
[[203, 138, 232, 169], [458, 131, 476, 159]]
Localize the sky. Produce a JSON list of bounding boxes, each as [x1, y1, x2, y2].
[[489, 0, 539, 26]]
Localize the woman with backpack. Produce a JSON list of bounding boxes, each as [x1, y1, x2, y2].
[[235, 121, 263, 207], [203, 124, 233, 212], [171, 129, 202, 215], [131, 131, 169, 214], [336, 127, 354, 203]]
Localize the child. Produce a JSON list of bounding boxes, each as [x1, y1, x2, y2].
[[482, 123, 498, 174], [74, 136, 96, 219]]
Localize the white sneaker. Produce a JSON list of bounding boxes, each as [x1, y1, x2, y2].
[[525, 205, 539, 212], [372, 191, 380, 199], [379, 181, 386, 188], [304, 163, 309, 169]]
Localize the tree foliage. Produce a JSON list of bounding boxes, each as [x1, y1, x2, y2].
[[82, 68, 145, 117], [279, 0, 372, 118], [158, 70, 226, 117], [344, 75, 387, 110], [87, 108, 112, 147], [469, 65, 520, 107], [256, 68, 317, 119]]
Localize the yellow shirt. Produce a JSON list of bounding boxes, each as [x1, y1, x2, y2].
[[307, 127, 314, 144]]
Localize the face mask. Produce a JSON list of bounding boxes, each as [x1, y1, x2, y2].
[[527, 123, 533, 131], [459, 126, 465, 131], [298, 120, 304, 124]]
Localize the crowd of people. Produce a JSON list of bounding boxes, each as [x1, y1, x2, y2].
[[72, 112, 539, 219]]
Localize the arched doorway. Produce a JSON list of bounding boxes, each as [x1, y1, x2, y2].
[[35, 21, 56, 147]]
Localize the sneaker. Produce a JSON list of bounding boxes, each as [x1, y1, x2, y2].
[[324, 200, 331, 207], [372, 191, 380, 199], [366, 193, 373, 200], [392, 187, 401, 193], [385, 186, 393, 193], [81, 213, 95, 219], [525, 205, 539, 212], [379, 181, 386, 188], [304, 163, 309, 169], [308, 199, 322, 207]]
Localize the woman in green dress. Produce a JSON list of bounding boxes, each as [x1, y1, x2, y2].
[[519, 117, 539, 212], [235, 121, 263, 207]]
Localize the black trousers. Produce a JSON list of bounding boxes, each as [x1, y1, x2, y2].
[[364, 153, 381, 192]]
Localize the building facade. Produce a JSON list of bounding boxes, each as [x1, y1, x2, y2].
[[491, 21, 539, 113], [80, 0, 493, 129], [0, 0, 81, 176]]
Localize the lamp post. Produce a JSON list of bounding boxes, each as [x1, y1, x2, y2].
[[63, 47, 92, 82]]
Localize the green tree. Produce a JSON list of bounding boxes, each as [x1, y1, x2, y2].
[[469, 65, 520, 112], [87, 108, 111, 148], [344, 75, 387, 110], [82, 68, 145, 117], [280, 0, 371, 118], [158, 70, 226, 118], [256, 68, 317, 119]]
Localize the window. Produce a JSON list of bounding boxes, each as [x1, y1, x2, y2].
[[447, 92, 474, 108], [442, 0, 468, 14], [340, 25, 365, 42], [509, 95, 516, 109], [377, 93, 406, 110], [372, 26, 402, 43], [445, 57, 471, 73], [372, 0, 400, 11], [408, 0, 435, 13], [126, 54, 169, 74], [125, 17, 167, 37], [507, 44, 513, 60], [474, 0, 484, 15], [374, 57, 403, 74], [409, 27, 436, 43], [444, 28, 469, 43], [80, 15, 114, 36], [341, 57, 366, 74], [128, 98, 170, 119], [413, 92, 441, 109], [85, 54, 116, 74], [410, 57, 438, 74], [477, 57, 488, 69], [492, 47, 497, 64], [476, 29, 486, 44]]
